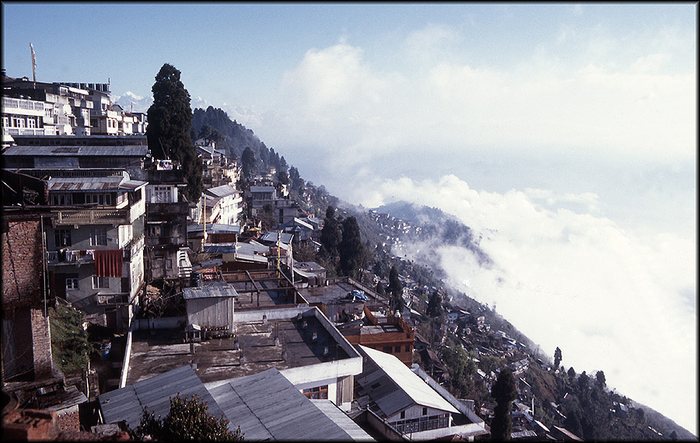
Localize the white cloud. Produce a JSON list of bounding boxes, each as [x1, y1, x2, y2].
[[259, 26, 695, 173], [369, 174, 697, 435]]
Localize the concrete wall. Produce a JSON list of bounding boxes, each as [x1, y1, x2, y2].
[[132, 316, 186, 330]]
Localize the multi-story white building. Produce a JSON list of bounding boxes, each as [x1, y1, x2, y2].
[[45, 171, 147, 331]]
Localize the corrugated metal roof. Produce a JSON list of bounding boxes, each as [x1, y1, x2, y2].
[[260, 231, 293, 245], [206, 185, 238, 198], [357, 346, 459, 418], [3, 145, 149, 157], [47, 176, 146, 192], [310, 400, 374, 441], [207, 368, 358, 441], [183, 282, 239, 300], [98, 365, 225, 430]]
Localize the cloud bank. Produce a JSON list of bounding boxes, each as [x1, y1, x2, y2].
[[362, 174, 697, 435]]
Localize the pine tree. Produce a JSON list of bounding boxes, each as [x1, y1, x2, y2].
[[491, 368, 517, 440], [427, 289, 442, 318], [338, 216, 364, 278], [554, 346, 562, 369], [146, 63, 202, 201], [319, 206, 341, 261], [387, 266, 404, 313], [241, 147, 256, 183]]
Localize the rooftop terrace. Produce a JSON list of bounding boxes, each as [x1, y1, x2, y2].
[[126, 307, 354, 385]]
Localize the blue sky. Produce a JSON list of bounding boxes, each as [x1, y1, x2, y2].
[[3, 2, 697, 436]]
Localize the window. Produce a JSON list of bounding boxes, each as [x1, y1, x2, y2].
[[86, 193, 113, 205], [66, 277, 79, 290], [423, 407, 428, 416], [55, 229, 72, 247], [165, 259, 173, 270], [400, 411, 406, 419], [153, 186, 170, 203], [394, 346, 401, 353], [302, 385, 328, 400], [51, 193, 73, 206], [92, 275, 109, 289], [28, 119, 36, 129], [90, 227, 108, 246], [383, 346, 392, 353]]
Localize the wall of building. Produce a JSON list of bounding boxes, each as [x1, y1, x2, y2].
[[1, 216, 53, 380], [186, 297, 235, 330]]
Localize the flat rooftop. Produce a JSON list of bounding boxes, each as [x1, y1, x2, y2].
[[299, 279, 381, 305], [126, 308, 352, 385]]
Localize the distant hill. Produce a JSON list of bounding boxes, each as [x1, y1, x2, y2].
[[192, 106, 269, 164], [373, 200, 491, 266]]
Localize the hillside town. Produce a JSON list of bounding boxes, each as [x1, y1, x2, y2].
[[1, 69, 689, 441]]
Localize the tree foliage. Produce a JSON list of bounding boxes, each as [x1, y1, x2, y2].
[[427, 289, 443, 318], [491, 368, 517, 440], [241, 147, 256, 183], [49, 305, 90, 375], [441, 345, 478, 399], [338, 216, 365, 278], [595, 370, 606, 389], [146, 63, 202, 202], [319, 206, 341, 262], [387, 266, 404, 313], [132, 394, 243, 441], [554, 346, 562, 369]]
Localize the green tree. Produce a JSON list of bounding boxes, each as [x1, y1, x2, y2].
[[577, 371, 590, 392], [567, 367, 576, 380], [491, 368, 517, 441], [427, 289, 442, 318], [375, 281, 386, 296], [387, 266, 404, 313], [441, 345, 477, 398], [132, 394, 243, 441], [146, 63, 202, 202], [49, 305, 90, 375], [319, 206, 341, 261], [595, 370, 606, 389], [554, 346, 562, 369], [289, 166, 304, 193], [338, 216, 364, 278], [241, 147, 256, 183]]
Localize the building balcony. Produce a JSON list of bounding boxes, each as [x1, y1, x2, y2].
[[53, 207, 132, 226], [47, 249, 95, 265], [3, 127, 48, 136], [95, 292, 130, 306], [2, 97, 45, 116], [146, 201, 189, 216]]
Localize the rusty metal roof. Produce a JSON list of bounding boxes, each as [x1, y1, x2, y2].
[[47, 176, 146, 192]]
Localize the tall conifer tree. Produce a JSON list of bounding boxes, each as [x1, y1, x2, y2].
[[147, 63, 202, 201]]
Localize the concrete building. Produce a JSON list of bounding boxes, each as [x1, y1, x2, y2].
[[42, 172, 147, 331], [203, 184, 242, 226], [340, 306, 415, 367], [354, 346, 489, 440], [122, 305, 363, 411], [144, 161, 191, 281]]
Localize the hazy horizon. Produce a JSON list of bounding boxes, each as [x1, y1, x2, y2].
[[3, 2, 696, 435]]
